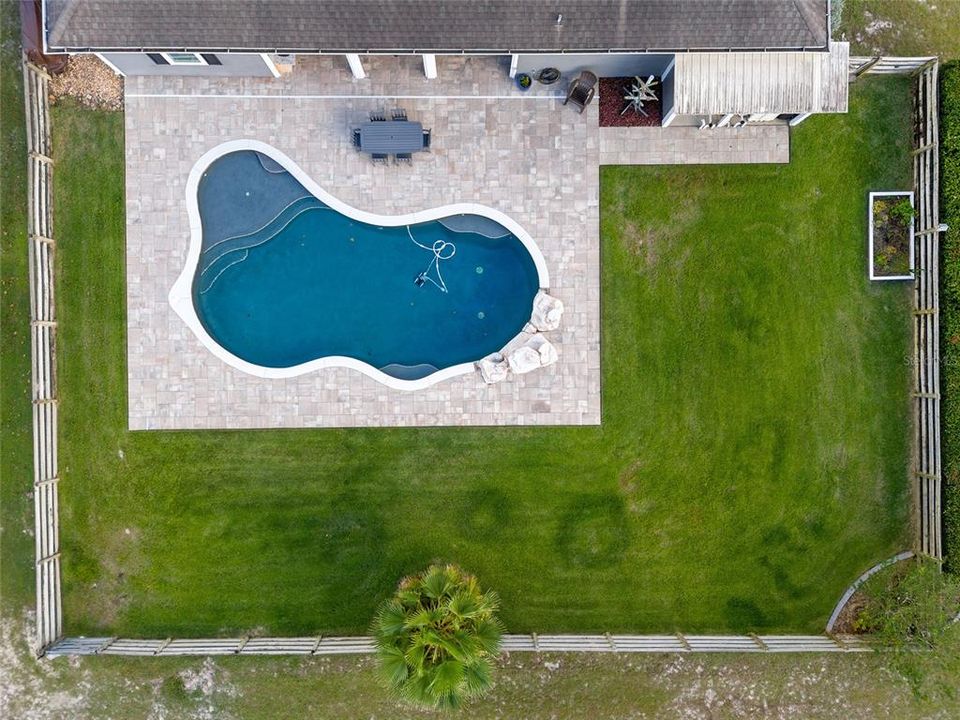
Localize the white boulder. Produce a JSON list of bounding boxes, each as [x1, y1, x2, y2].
[[478, 353, 509, 384], [530, 335, 558, 367], [506, 335, 558, 374], [507, 346, 542, 375], [530, 291, 564, 332]]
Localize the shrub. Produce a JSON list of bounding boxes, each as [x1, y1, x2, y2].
[[855, 558, 960, 700], [891, 198, 914, 224], [371, 564, 504, 710], [942, 62, 960, 570], [856, 558, 960, 647]]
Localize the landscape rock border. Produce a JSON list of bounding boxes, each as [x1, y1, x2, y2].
[[825, 550, 914, 633]]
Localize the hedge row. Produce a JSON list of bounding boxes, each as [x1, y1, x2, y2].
[[942, 61, 960, 570]]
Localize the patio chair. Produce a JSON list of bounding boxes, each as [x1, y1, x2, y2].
[[370, 111, 386, 122], [563, 71, 598, 114], [372, 153, 388, 164], [395, 153, 412, 164], [391, 108, 407, 121], [351, 128, 361, 148], [422, 129, 431, 149]]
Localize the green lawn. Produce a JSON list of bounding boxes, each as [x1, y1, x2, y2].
[[0, 0, 37, 615], [839, 0, 960, 60], [42, 76, 915, 638]]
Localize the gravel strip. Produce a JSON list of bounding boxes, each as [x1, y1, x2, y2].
[[49, 55, 123, 111]]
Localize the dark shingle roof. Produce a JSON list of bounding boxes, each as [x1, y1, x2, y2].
[[46, 0, 829, 53]]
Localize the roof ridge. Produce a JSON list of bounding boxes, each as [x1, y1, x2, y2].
[[42, 0, 831, 53], [791, 0, 829, 46], [47, 0, 82, 48]]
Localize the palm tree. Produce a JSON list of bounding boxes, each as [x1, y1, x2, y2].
[[371, 564, 504, 709]]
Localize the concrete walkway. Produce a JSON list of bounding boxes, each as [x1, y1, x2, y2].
[[599, 124, 789, 165]]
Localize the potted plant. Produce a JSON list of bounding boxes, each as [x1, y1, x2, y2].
[[868, 191, 915, 280], [515, 72, 532, 91]]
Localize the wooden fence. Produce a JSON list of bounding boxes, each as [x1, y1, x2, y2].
[[22, 59, 62, 655], [850, 57, 943, 561], [849, 56, 936, 77], [44, 633, 869, 658], [29, 57, 943, 658], [911, 62, 943, 560]]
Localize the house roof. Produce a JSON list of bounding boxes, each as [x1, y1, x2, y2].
[[673, 42, 850, 115], [45, 0, 830, 53]]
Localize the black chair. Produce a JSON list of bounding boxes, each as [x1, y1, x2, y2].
[[563, 71, 598, 114], [396, 153, 412, 164], [391, 108, 407, 121], [372, 153, 388, 164], [370, 111, 386, 122], [422, 129, 431, 149], [351, 128, 361, 149]]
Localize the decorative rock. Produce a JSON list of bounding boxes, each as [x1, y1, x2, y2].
[[531, 336, 558, 366], [507, 335, 558, 374], [478, 353, 509, 384], [507, 346, 542, 374], [530, 291, 564, 332]]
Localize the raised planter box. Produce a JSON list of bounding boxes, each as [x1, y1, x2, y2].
[[868, 191, 915, 281]]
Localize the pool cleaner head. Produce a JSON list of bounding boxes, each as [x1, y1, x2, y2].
[[414, 273, 426, 287]]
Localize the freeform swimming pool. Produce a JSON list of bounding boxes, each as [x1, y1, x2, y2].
[[169, 141, 550, 389]]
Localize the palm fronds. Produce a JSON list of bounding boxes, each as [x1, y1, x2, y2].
[[371, 564, 504, 709]]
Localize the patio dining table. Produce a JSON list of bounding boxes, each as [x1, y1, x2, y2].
[[357, 120, 425, 154]]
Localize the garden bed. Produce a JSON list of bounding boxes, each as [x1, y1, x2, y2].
[[599, 76, 661, 127], [869, 191, 914, 280]]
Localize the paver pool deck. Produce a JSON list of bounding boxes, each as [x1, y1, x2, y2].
[[124, 56, 788, 429]]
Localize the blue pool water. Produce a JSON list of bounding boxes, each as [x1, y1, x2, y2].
[[192, 151, 541, 379]]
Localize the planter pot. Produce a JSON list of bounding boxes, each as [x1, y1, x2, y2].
[[516, 73, 532, 91], [868, 191, 914, 281]]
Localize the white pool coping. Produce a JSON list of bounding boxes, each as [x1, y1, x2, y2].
[[168, 139, 551, 391]]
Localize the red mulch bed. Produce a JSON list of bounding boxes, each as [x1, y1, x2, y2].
[[599, 76, 662, 127]]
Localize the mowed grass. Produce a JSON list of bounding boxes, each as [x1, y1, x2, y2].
[[53, 76, 914, 638], [839, 0, 960, 60], [1, 0, 38, 613]]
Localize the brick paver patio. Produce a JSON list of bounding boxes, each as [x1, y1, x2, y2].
[[123, 56, 786, 429]]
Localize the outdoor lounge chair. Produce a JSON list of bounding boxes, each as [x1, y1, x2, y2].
[[391, 108, 407, 121], [422, 129, 431, 149], [370, 111, 386, 122], [395, 153, 412, 164], [352, 128, 361, 148], [372, 153, 388, 164], [563, 71, 598, 114]]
